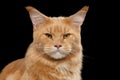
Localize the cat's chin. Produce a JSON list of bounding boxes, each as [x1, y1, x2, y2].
[[49, 52, 67, 59]]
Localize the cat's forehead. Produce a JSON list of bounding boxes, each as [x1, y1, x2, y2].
[[49, 17, 72, 27], [50, 17, 66, 20], [49, 17, 68, 23], [41, 17, 74, 33]]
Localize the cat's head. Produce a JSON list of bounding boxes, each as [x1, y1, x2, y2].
[[26, 6, 89, 60]]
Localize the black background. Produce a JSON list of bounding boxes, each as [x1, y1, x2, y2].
[[0, 0, 97, 80]]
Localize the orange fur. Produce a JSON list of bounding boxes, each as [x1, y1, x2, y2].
[[0, 6, 89, 80]]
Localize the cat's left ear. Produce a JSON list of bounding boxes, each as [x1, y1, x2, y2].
[[69, 6, 89, 28]]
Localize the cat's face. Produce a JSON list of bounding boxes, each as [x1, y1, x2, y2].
[[33, 17, 81, 59], [26, 6, 89, 59]]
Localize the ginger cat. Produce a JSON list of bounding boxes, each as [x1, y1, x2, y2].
[[0, 6, 89, 80]]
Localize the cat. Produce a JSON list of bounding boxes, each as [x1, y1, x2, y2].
[[0, 5, 89, 80]]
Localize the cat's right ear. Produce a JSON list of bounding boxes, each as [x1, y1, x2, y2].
[[25, 6, 48, 30]]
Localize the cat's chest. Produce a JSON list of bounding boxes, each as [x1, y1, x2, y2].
[[48, 63, 80, 80], [27, 63, 79, 80]]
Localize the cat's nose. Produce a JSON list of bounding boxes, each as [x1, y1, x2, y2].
[[54, 44, 62, 49]]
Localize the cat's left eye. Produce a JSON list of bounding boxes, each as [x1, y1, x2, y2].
[[63, 33, 71, 39], [45, 33, 52, 39]]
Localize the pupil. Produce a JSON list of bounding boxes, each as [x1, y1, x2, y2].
[[45, 33, 52, 38], [64, 33, 70, 38]]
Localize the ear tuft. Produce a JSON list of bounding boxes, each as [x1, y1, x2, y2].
[[25, 6, 34, 12], [81, 6, 89, 12]]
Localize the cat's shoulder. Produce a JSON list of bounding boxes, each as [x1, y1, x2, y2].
[[1, 58, 25, 74]]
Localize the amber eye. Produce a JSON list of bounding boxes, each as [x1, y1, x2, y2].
[[45, 33, 52, 39], [63, 33, 71, 39]]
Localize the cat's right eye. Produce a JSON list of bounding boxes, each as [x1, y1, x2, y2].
[[45, 33, 52, 39]]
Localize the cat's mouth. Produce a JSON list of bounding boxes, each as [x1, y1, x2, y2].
[[44, 46, 72, 59], [49, 51, 67, 59], [44, 48, 71, 59]]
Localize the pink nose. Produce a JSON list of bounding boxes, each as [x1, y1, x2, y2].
[[54, 44, 62, 49]]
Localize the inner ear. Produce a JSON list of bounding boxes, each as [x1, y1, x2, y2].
[[69, 6, 89, 28], [25, 6, 48, 30]]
